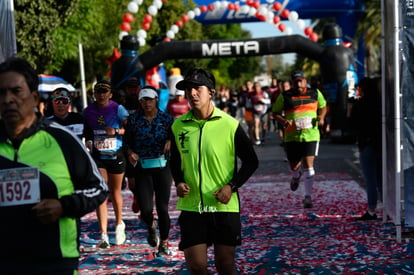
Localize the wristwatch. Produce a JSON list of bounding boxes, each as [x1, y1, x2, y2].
[[115, 128, 119, 135], [227, 182, 238, 192]]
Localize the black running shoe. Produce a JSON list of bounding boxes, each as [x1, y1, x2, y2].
[[290, 171, 302, 191], [147, 223, 159, 247], [303, 195, 313, 208], [356, 212, 378, 221], [157, 240, 169, 256]]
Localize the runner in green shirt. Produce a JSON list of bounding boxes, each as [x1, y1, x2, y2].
[[272, 70, 327, 208]]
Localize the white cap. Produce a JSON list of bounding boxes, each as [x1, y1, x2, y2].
[[175, 89, 185, 96], [138, 88, 158, 100]]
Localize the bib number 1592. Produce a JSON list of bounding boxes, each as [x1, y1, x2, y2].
[[0, 167, 40, 207]]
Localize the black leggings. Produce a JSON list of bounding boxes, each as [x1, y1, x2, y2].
[[133, 166, 172, 240]]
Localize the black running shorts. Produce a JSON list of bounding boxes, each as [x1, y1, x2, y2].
[[285, 141, 319, 163], [93, 153, 126, 174], [178, 211, 241, 251]]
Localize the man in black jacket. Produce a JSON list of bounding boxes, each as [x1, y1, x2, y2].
[[0, 57, 108, 274]]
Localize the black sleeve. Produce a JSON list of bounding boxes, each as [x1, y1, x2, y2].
[[49, 127, 108, 217], [124, 119, 133, 152], [232, 124, 259, 188], [170, 130, 185, 186], [83, 118, 94, 141]]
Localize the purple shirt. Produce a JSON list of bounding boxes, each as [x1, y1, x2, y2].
[[83, 100, 129, 158]]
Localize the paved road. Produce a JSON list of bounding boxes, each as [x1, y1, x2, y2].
[[251, 127, 363, 182], [79, 126, 414, 274]]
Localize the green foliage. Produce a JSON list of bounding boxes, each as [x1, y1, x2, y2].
[[12, 0, 267, 88], [14, 0, 79, 71], [356, 0, 381, 75]]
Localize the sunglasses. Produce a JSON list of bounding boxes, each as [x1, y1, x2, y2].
[[53, 98, 70, 105]]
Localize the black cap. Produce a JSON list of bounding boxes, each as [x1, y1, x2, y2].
[[126, 77, 140, 87], [176, 68, 215, 90], [291, 70, 305, 81], [94, 79, 111, 92]]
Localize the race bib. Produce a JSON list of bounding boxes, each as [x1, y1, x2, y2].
[[294, 116, 313, 130], [0, 167, 41, 207], [254, 104, 265, 113], [94, 136, 116, 151]]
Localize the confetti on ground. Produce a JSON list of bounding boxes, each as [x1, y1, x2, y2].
[[78, 173, 414, 274]]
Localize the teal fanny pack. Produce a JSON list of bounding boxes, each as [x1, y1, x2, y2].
[[140, 155, 167, 169]]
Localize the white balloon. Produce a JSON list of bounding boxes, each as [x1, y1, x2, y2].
[[171, 24, 179, 33], [166, 30, 175, 39], [267, 11, 274, 19], [137, 29, 147, 39], [188, 10, 195, 19], [288, 11, 299, 22], [138, 37, 146, 47], [248, 7, 257, 17], [296, 19, 306, 30], [285, 26, 293, 35], [266, 0, 275, 3], [214, 1, 221, 10], [127, 2, 139, 13], [258, 6, 267, 15], [153, 0, 162, 9], [119, 31, 129, 40], [194, 8, 201, 16], [239, 5, 249, 13], [148, 5, 157, 16], [221, 1, 228, 9], [134, 0, 143, 5]]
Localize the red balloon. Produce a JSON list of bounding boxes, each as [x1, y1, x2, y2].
[[234, 3, 240, 10], [120, 22, 131, 32], [142, 22, 151, 31], [104, 48, 121, 66], [273, 2, 282, 11], [310, 32, 319, 42], [273, 15, 281, 24], [278, 23, 286, 32], [304, 26, 313, 36], [228, 3, 235, 10], [144, 14, 153, 23], [246, 0, 254, 6], [281, 9, 290, 18], [181, 14, 189, 22], [256, 12, 266, 21], [253, 1, 260, 9], [163, 37, 171, 42], [123, 13, 134, 23], [208, 4, 214, 11], [342, 42, 352, 48], [175, 20, 183, 28], [200, 5, 208, 13]]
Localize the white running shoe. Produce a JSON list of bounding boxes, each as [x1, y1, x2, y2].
[[99, 233, 110, 249], [115, 221, 126, 245]]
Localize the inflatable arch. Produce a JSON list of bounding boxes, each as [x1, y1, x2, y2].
[[112, 23, 357, 139]]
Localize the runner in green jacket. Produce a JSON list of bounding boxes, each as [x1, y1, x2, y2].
[[170, 68, 258, 275], [0, 57, 108, 274]]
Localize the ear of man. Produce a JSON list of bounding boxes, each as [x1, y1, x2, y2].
[[210, 89, 216, 96]]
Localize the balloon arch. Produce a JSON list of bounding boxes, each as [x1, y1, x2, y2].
[[110, 0, 363, 141], [118, 0, 320, 47]]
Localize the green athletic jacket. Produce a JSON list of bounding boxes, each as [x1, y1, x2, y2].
[[0, 116, 108, 273], [170, 107, 258, 213]]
